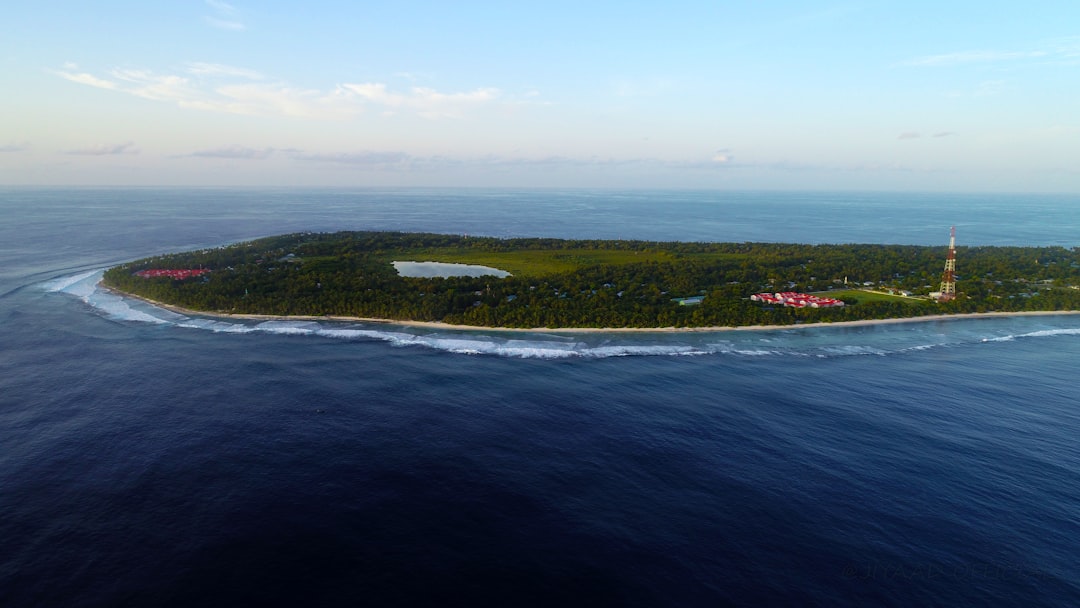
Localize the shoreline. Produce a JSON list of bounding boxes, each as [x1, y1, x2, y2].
[[102, 284, 1080, 334]]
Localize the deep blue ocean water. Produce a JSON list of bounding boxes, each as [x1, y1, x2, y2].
[[3, 187, 1080, 606]]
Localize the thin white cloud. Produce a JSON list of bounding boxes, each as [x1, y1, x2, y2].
[[189, 145, 275, 159], [66, 142, 138, 156], [667, 156, 742, 171], [204, 0, 245, 31], [205, 0, 237, 14], [1047, 36, 1080, 64], [340, 83, 500, 118], [110, 69, 197, 103], [186, 62, 263, 80], [898, 131, 959, 141], [54, 64, 512, 120], [289, 151, 740, 172], [394, 71, 435, 82], [206, 83, 359, 119], [944, 79, 1007, 99], [292, 151, 415, 167], [205, 17, 246, 31], [900, 50, 1046, 67], [899, 36, 1080, 69], [0, 141, 31, 152], [335, 83, 386, 100], [53, 69, 117, 90], [974, 79, 1005, 97]]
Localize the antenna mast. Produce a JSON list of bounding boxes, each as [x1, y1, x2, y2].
[[938, 226, 956, 302]]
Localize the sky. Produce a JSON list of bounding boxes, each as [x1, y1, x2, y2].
[[2, 1, 1079, 191]]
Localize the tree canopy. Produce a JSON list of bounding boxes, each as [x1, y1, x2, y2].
[[102, 231, 1080, 328]]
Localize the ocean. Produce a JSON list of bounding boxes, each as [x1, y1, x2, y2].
[[2, 187, 1080, 607]]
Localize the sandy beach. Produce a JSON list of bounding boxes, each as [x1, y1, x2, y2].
[[103, 284, 1080, 334]]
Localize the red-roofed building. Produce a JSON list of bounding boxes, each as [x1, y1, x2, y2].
[[752, 292, 844, 308], [135, 269, 210, 280]]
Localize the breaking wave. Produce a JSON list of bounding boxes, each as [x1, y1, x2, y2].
[[982, 327, 1080, 342], [43, 271, 1080, 359], [43, 270, 175, 325]]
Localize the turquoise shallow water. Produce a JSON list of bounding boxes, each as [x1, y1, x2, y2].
[[3, 188, 1080, 606]]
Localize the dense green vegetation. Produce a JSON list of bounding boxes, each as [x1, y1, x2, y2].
[[101, 231, 1080, 328]]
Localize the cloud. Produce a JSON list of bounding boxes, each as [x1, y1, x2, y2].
[[110, 69, 197, 103], [53, 68, 117, 90], [291, 150, 416, 167], [974, 80, 1005, 97], [945, 79, 1007, 99], [205, 0, 236, 12], [204, 0, 245, 31], [898, 37, 1080, 69], [205, 17, 245, 31], [58, 65, 353, 119], [189, 145, 275, 159], [898, 131, 959, 141], [286, 150, 740, 173], [712, 150, 734, 164], [67, 142, 138, 156], [54, 63, 512, 120], [1047, 36, 1080, 64], [0, 141, 31, 152], [900, 50, 1046, 67], [200, 83, 359, 118], [297, 153, 643, 171], [185, 62, 263, 80], [340, 83, 500, 118]]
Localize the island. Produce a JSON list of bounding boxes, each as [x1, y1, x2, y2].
[[101, 231, 1080, 329]]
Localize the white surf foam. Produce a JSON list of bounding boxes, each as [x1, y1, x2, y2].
[[898, 343, 943, 353], [176, 318, 255, 333], [1017, 327, 1080, 338], [254, 320, 322, 334], [820, 345, 888, 357], [42, 269, 101, 294], [981, 327, 1080, 344], [44, 269, 173, 325]]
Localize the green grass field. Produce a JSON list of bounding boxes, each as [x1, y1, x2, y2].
[[817, 289, 931, 306]]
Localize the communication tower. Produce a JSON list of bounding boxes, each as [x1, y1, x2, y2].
[[938, 226, 957, 302]]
